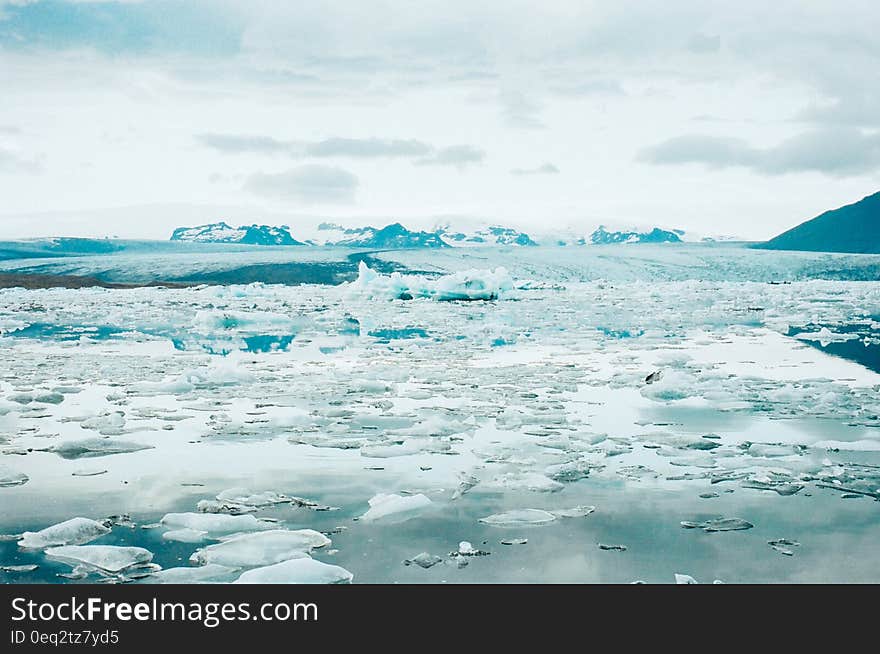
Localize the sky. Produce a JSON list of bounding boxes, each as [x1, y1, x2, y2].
[[1, 0, 879, 240]]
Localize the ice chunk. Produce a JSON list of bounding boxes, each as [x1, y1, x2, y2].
[[51, 438, 153, 459], [479, 509, 558, 527], [141, 564, 238, 584], [404, 553, 444, 569], [19, 517, 111, 549], [359, 493, 432, 523], [1, 564, 38, 573], [233, 558, 353, 584], [681, 517, 754, 532], [159, 512, 275, 536], [45, 545, 152, 573], [768, 539, 800, 556], [0, 465, 28, 487], [674, 573, 698, 584], [349, 262, 514, 301], [190, 529, 330, 567], [215, 488, 289, 507], [550, 505, 596, 518], [501, 538, 528, 545], [162, 528, 209, 543]]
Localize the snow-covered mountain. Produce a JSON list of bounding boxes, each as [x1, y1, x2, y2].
[[169, 220, 730, 249], [307, 222, 449, 248], [587, 225, 683, 244], [436, 225, 538, 247], [170, 222, 304, 245]]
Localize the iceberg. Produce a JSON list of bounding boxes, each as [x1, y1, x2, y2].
[[19, 517, 111, 549], [159, 512, 276, 536], [479, 509, 558, 527], [45, 545, 153, 573], [190, 529, 330, 567], [233, 558, 353, 584], [348, 262, 514, 301], [0, 465, 28, 488], [141, 564, 238, 584], [51, 439, 153, 460], [358, 493, 433, 522]]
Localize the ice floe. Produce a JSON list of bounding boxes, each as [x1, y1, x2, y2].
[[233, 558, 353, 584], [358, 493, 433, 522], [45, 545, 153, 573], [190, 529, 330, 567], [19, 517, 111, 549]]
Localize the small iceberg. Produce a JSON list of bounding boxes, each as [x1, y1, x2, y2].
[[190, 529, 330, 567], [19, 517, 111, 549], [358, 493, 432, 523], [45, 545, 153, 574], [348, 262, 514, 301], [233, 558, 353, 584]]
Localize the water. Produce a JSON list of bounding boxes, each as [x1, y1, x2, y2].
[[2, 246, 880, 584]]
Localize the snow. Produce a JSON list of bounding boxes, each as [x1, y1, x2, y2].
[[18, 518, 111, 549], [233, 558, 353, 584]]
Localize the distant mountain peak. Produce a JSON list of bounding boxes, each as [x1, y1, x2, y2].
[[758, 191, 880, 254], [588, 225, 683, 245], [170, 222, 304, 246]]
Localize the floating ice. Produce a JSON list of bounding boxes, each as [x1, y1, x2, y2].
[[768, 539, 801, 556], [45, 545, 153, 573], [215, 488, 289, 507], [681, 517, 754, 532], [0, 465, 28, 487], [479, 509, 558, 527], [674, 573, 698, 584], [348, 262, 514, 301], [404, 552, 444, 568], [159, 512, 275, 536], [190, 529, 330, 567], [359, 493, 433, 523], [51, 439, 154, 459], [598, 544, 627, 551], [162, 528, 209, 543], [19, 517, 111, 549], [550, 505, 596, 518], [141, 564, 238, 584], [1, 564, 38, 573], [233, 558, 353, 584]]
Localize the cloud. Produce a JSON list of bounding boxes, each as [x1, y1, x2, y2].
[[198, 134, 433, 159], [639, 128, 880, 177], [304, 137, 432, 158], [199, 134, 484, 169], [511, 163, 560, 176], [499, 91, 544, 129], [196, 133, 291, 154], [244, 165, 358, 203], [0, 145, 43, 173], [414, 145, 485, 168]]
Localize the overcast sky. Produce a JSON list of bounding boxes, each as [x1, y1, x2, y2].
[[1, 0, 879, 240]]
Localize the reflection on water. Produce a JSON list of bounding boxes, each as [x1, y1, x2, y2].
[[788, 319, 880, 373]]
